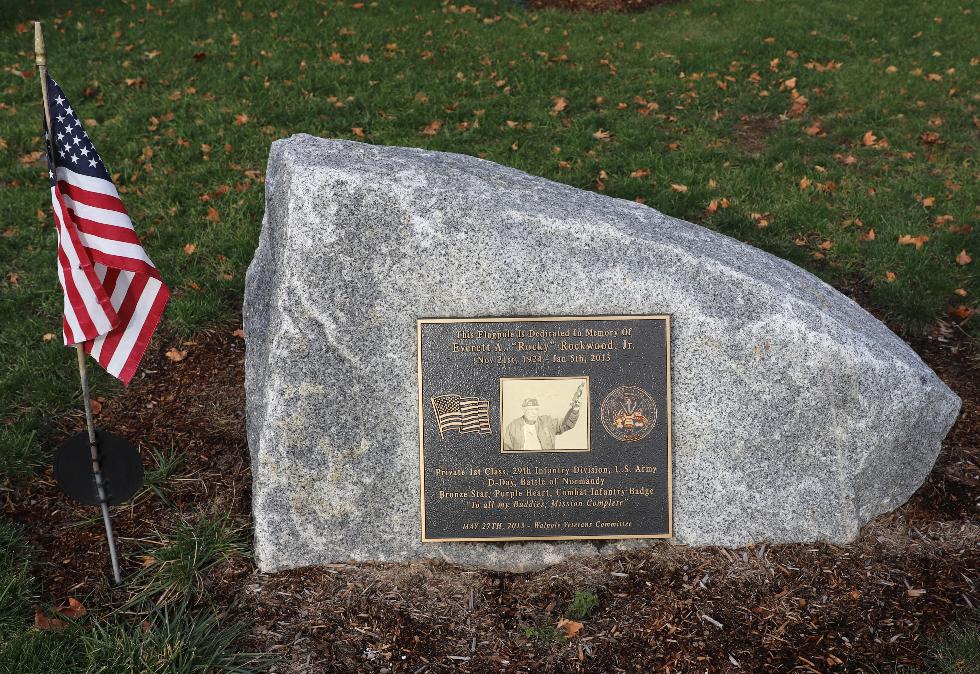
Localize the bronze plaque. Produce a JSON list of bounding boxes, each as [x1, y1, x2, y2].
[[417, 315, 671, 542]]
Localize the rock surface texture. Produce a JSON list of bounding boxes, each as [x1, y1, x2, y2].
[[245, 134, 960, 573]]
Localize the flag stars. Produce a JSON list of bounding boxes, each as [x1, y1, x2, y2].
[[65, 105, 73, 116], [88, 158, 97, 168], [79, 146, 90, 157], [54, 94, 64, 107], [70, 154, 80, 164]]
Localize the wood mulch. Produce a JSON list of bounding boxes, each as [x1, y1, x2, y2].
[[3, 319, 977, 673]]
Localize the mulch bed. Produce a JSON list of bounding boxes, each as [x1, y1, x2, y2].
[[4, 320, 977, 672]]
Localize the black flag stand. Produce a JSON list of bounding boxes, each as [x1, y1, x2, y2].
[[34, 21, 127, 586]]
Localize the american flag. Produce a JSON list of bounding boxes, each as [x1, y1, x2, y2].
[[430, 395, 492, 438], [43, 73, 169, 385]]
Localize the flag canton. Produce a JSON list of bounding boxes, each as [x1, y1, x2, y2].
[[44, 74, 111, 183]]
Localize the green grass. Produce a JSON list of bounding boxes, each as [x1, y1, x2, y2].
[[121, 515, 247, 611], [0, 521, 35, 637], [138, 444, 187, 506], [567, 589, 598, 620], [1, 0, 978, 478], [0, 603, 271, 674], [0, 519, 264, 674], [0, 0, 978, 670]]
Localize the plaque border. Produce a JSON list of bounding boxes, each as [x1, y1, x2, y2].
[[417, 315, 672, 543]]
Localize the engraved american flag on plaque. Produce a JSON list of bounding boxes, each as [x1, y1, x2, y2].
[[430, 395, 492, 438]]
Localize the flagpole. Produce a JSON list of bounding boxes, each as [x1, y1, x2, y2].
[[34, 21, 123, 586]]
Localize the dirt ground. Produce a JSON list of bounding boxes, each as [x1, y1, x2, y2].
[[5, 320, 977, 673]]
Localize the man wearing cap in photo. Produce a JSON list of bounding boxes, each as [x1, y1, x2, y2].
[[503, 383, 583, 451]]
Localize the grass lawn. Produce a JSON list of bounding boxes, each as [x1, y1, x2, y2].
[[0, 0, 977, 671]]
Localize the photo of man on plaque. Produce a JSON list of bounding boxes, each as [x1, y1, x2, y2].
[[500, 377, 589, 452]]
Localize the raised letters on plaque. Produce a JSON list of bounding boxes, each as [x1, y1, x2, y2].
[[417, 316, 672, 542]]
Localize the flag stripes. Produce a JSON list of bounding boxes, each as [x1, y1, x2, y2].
[[44, 73, 168, 385], [431, 395, 492, 438]]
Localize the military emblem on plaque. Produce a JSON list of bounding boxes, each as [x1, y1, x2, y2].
[[600, 385, 658, 442]]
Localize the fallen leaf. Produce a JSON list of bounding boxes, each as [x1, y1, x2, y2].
[[18, 151, 43, 166], [949, 305, 974, 320], [58, 598, 87, 619], [557, 618, 583, 638], [206, 207, 220, 222], [183, 243, 197, 255], [953, 288, 967, 297], [706, 199, 719, 214], [898, 234, 929, 250], [42, 333, 56, 342], [670, 183, 688, 193], [165, 348, 188, 362], [420, 120, 443, 136], [921, 196, 936, 208], [592, 129, 611, 141], [956, 249, 972, 265], [861, 131, 877, 146], [351, 127, 365, 138], [89, 399, 102, 416], [799, 176, 812, 189], [551, 97, 568, 114], [233, 113, 249, 126], [885, 272, 896, 283], [232, 328, 245, 339], [907, 588, 927, 597], [34, 607, 66, 631], [629, 168, 649, 178], [859, 229, 876, 242]]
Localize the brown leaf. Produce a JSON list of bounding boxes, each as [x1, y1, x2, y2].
[[165, 348, 188, 362], [18, 151, 43, 166], [949, 305, 974, 321], [58, 598, 87, 619], [921, 196, 936, 208], [859, 228, 876, 242], [232, 328, 245, 339], [799, 176, 811, 190], [34, 607, 66, 631], [884, 272, 896, 283], [953, 288, 966, 297], [351, 127, 365, 138], [629, 168, 649, 178], [42, 333, 56, 342], [898, 234, 929, 250], [670, 183, 688, 193], [206, 207, 220, 222], [706, 199, 719, 214], [861, 131, 877, 146], [956, 249, 972, 265], [557, 618, 583, 638], [183, 243, 197, 255], [592, 129, 611, 141], [420, 120, 443, 137], [233, 113, 249, 126], [551, 97, 568, 114], [89, 398, 102, 416]]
